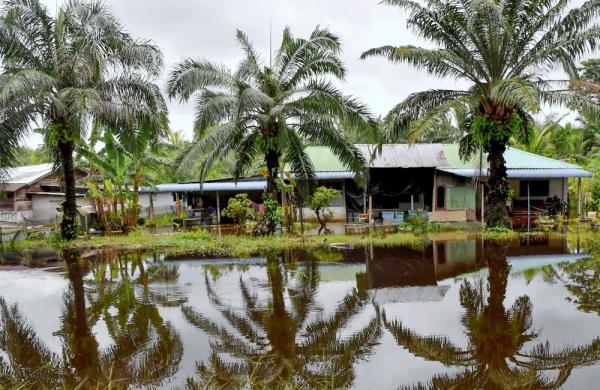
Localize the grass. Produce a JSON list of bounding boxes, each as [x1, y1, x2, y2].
[[6, 223, 597, 259]]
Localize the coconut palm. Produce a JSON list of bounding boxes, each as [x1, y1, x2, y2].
[[167, 27, 372, 233], [384, 243, 600, 388], [361, 0, 600, 227], [0, 0, 166, 239], [183, 252, 382, 388]]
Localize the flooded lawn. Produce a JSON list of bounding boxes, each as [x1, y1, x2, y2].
[[0, 235, 599, 388]]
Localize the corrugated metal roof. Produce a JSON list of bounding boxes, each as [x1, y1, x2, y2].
[[143, 172, 353, 193], [438, 168, 592, 179], [301, 146, 350, 172], [3, 164, 53, 186], [147, 181, 266, 193], [356, 144, 448, 168]]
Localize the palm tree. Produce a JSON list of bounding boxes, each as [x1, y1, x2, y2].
[[167, 27, 372, 233], [383, 243, 600, 388], [183, 252, 382, 388], [361, 0, 600, 227], [0, 0, 166, 239]]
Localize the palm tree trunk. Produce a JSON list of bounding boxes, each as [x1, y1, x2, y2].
[[131, 174, 141, 227], [58, 139, 79, 240], [149, 191, 156, 224], [265, 149, 280, 233], [486, 140, 511, 228]]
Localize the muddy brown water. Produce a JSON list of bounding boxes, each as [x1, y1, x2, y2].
[[0, 235, 599, 388]]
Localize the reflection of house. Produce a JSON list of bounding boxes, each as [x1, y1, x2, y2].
[[0, 163, 88, 224], [351, 236, 576, 302], [142, 144, 591, 225]]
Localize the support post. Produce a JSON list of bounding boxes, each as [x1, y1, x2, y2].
[[481, 183, 485, 224], [216, 191, 221, 224], [577, 177, 582, 220], [432, 169, 437, 212], [527, 180, 531, 233], [410, 194, 414, 210], [368, 195, 373, 225]]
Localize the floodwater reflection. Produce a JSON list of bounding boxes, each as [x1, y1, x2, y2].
[[0, 236, 599, 388], [383, 243, 600, 388], [184, 252, 381, 388]]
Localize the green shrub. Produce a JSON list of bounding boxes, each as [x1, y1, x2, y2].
[[307, 186, 340, 235], [222, 194, 256, 228]]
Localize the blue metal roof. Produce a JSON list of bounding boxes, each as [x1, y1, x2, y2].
[[438, 168, 592, 179], [142, 172, 354, 193]]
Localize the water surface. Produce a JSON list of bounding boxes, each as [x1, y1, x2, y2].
[[0, 236, 599, 388]]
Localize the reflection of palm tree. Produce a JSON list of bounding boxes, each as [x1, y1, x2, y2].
[[0, 249, 184, 388], [557, 257, 600, 316], [384, 243, 600, 389], [0, 297, 63, 388], [184, 252, 382, 388]]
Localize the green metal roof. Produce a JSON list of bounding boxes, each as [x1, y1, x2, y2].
[[302, 146, 350, 172], [303, 144, 586, 172], [441, 144, 581, 169]]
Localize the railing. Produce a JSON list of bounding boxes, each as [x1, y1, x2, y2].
[[0, 210, 34, 224]]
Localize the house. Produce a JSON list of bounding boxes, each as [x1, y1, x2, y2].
[[0, 163, 88, 224], [140, 144, 591, 226]]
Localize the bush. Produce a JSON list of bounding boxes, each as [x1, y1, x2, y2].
[[307, 186, 341, 235], [222, 194, 256, 228], [137, 217, 146, 226]]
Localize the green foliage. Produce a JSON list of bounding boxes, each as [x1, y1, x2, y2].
[[402, 216, 429, 233], [167, 26, 371, 230], [59, 215, 79, 241], [0, 0, 166, 240], [307, 186, 341, 235], [472, 112, 522, 148], [222, 194, 256, 227], [581, 59, 600, 83]]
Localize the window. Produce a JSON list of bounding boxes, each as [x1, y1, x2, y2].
[[519, 180, 549, 197], [436, 186, 446, 209]]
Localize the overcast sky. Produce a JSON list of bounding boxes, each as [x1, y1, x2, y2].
[[30, 0, 590, 147]]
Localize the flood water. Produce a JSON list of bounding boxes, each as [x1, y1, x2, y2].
[[0, 235, 599, 389]]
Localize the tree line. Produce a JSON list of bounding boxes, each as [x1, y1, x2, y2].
[[2, 0, 600, 239]]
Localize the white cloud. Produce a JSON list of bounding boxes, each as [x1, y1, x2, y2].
[[27, 0, 592, 147]]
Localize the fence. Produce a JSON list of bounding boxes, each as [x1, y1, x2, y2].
[[0, 210, 34, 224]]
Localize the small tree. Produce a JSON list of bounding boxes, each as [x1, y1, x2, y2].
[[307, 187, 341, 235], [222, 194, 255, 232]]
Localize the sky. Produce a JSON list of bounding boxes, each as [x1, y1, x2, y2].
[[29, 0, 590, 147]]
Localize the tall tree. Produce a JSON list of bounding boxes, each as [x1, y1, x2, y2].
[[0, 0, 166, 239], [362, 0, 600, 227], [167, 27, 371, 233]]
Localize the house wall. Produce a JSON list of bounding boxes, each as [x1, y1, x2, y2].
[[300, 206, 346, 222], [31, 194, 87, 223], [138, 192, 176, 217], [508, 178, 565, 201], [432, 171, 477, 221]]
